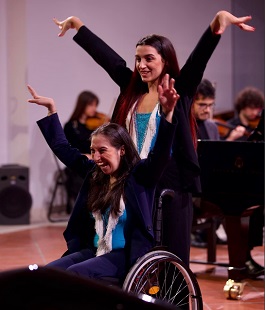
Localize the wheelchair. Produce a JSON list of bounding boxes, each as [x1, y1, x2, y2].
[[122, 189, 203, 310]]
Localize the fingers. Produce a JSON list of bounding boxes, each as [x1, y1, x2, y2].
[[53, 17, 60, 26], [27, 85, 38, 99], [162, 74, 169, 89], [238, 22, 255, 32], [158, 74, 179, 113], [53, 17, 65, 37]]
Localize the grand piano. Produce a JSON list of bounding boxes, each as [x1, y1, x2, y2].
[[193, 140, 264, 281]]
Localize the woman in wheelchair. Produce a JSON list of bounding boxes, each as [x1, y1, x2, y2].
[[27, 78, 178, 283]]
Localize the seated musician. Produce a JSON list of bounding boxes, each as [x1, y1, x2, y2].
[[63, 90, 109, 212], [191, 79, 226, 248], [192, 79, 264, 278], [223, 86, 264, 141]]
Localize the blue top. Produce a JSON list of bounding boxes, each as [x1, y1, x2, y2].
[[135, 112, 161, 154], [93, 207, 127, 250]]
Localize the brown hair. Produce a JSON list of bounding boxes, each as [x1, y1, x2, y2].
[[87, 123, 140, 215]]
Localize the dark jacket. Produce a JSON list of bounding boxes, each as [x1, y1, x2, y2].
[[37, 113, 176, 266], [73, 26, 221, 193], [198, 119, 220, 140]]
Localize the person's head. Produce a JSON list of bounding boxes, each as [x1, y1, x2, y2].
[[69, 91, 99, 121], [115, 34, 180, 126], [234, 87, 264, 122], [90, 123, 140, 181], [135, 34, 180, 86], [88, 123, 140, 215], [192, 79, 216, 121]]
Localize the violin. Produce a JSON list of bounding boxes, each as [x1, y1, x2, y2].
[[213, 116, 261, 139], [85, 112, 110, 130]]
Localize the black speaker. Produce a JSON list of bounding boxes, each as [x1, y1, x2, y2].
[[0, 164, 32, 225]]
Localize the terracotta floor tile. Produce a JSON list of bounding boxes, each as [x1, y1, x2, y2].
[[0, 223, 263, 309]]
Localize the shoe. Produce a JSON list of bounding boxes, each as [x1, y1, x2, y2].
[[245, 259, 264, 279]]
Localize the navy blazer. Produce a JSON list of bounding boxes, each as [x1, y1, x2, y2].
[[37, 113, 176, 266], [73, 26, 221, 193]]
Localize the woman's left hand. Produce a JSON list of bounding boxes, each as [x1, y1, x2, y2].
[[158, 74, 179, 122], [210, 10, 255, 35], [27, 85, 57, 115]]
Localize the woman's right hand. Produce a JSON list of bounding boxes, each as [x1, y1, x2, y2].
[[53, 16, 84, 37], [27, 85, 57, 115]]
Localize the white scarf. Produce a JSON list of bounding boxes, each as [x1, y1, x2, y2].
[[92, 197, 125, 256], [126, 101, 160, 159]]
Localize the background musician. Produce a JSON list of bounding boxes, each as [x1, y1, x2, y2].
[[64, 90, 101, 156], [191, 79, 226, 248], [63, 90, 109, 211], [192, 80, 264, 278], [224, 86, 264, 141]]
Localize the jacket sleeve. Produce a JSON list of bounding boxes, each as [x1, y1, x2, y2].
[[37, 113, 94, 179], [73, 25, 132, 90], [177, 26, 221, 98]]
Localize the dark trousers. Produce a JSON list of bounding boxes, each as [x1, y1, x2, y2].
[[46, 248, 126, 282], [160, 191, 193, 267]]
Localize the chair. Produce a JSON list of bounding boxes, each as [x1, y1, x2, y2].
[[47, 155, 73, 222]]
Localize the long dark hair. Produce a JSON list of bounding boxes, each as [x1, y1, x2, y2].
[[69, 91, 99, 121], [114, 34, 180, 127], [87, 123, 141, 215]]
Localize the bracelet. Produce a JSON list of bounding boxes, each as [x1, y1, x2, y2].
[[47, 110, 57, 116]]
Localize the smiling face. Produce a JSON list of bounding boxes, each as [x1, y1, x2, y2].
[[90, 134, 125, 182], [135, 45, 165, 85]]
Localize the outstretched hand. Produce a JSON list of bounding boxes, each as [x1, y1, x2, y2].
[[158, 74, 179, 122], [27, 85, 57, 114], [53, 16, 84, 37], [211, 10, 255, 35]]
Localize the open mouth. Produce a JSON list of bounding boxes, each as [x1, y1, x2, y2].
[[140, 71, 150, 77]]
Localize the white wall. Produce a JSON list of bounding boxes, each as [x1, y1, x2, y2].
[[1, 0, 263, 223]]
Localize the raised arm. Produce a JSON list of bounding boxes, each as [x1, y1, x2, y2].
[[177, 10, 255, 98], [53, 16, 132, 90], [27, 85, 93, 178]]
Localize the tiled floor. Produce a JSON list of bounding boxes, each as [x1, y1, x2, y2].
[[0, 222, 264, 309]]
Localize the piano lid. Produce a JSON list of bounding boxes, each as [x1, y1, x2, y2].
[[197, 140, 264, 215]]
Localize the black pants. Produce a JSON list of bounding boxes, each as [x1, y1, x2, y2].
[[159, 191, 193, 267], [46, 248, 126, 282]]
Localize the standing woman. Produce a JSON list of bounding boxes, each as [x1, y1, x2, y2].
[[27, 79, 178, 282], [53, 11, 255, 266]]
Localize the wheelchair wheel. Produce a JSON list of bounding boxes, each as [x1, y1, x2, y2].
[[123, 250, 203, 310]]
